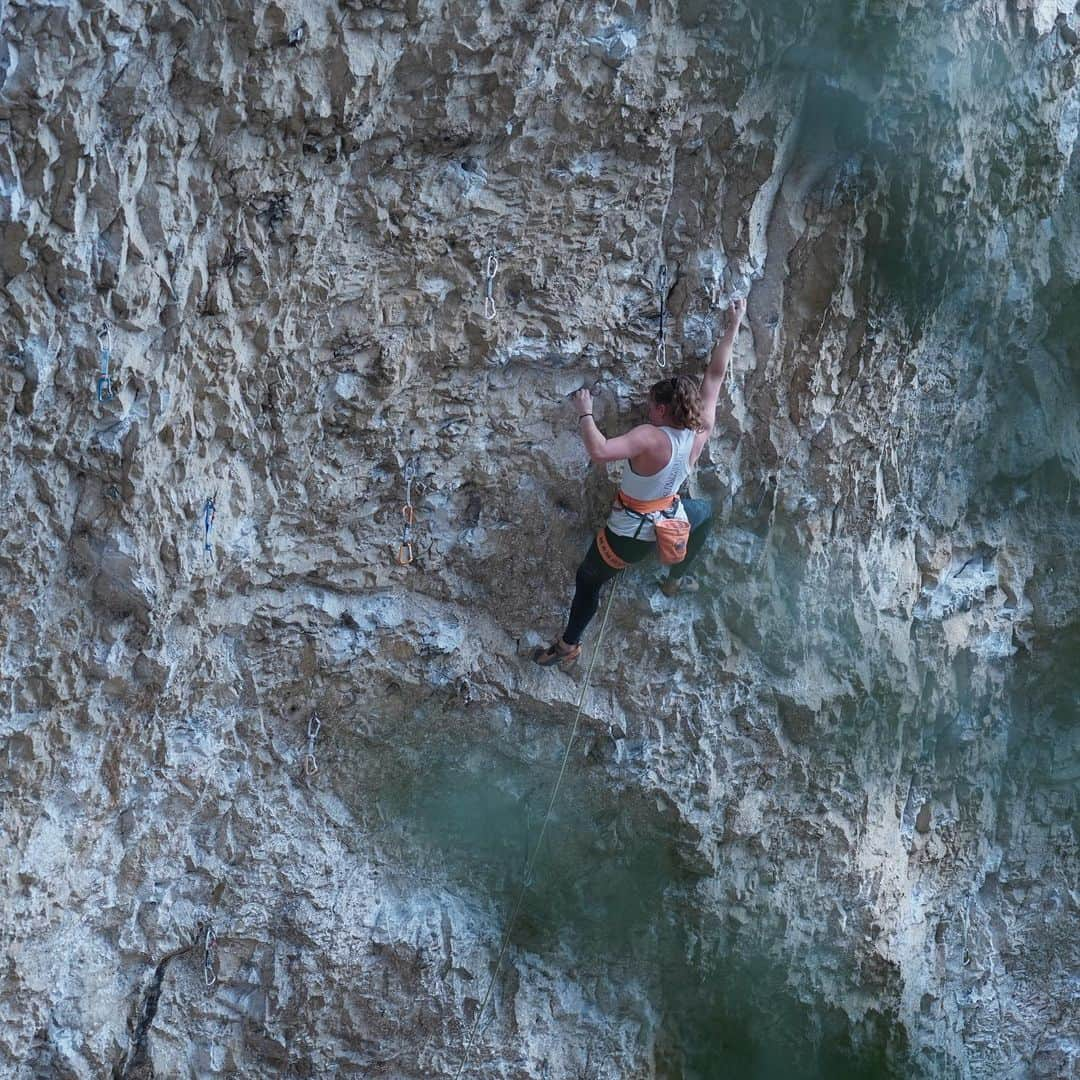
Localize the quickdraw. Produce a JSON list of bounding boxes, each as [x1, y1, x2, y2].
[[710, 266, 723, 309], [203, 924, 217, 988], [96, 324, 114, 402], [203, 496, 216, 553], [396, 458, 417, 565], [304, 711, 321, 776], [483, 249, 499, 321], [655, 264, 668, 368]]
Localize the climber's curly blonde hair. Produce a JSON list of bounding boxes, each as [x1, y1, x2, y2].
[[648, 374, 705, 431]]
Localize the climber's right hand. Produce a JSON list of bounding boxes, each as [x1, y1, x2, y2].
[[726, 296, 747, 336]]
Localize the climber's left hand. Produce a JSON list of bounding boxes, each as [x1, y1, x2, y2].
[[571, 387, 593, 416]]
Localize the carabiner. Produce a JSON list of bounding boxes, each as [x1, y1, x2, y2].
[[203, 925, 217, 988], [484, 250, 498, 320], [96, 324, 114, 401]]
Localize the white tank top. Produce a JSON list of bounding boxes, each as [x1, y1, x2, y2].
[[607, 426, 695, 540]]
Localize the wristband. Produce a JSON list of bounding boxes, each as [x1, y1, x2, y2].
[[578, 413, 593, 420]]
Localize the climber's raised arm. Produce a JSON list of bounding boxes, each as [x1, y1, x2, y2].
[[692, 297, 746, 464]]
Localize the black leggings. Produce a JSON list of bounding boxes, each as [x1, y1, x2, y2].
[[562, 498, 714, 645]]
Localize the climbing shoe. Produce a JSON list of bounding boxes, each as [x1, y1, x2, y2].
[[532, 638, 582, 668], [659, 575, 698, 597]]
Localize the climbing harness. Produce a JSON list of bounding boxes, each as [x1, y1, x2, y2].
[[95, 324, 114, 402], [613, 492, 689, 565], [655, 265, 668, 368], [396, 458, 418, 565], [454, 581, 619, 1078], [483, 250, 499, 321], [595, 529, 627, 570], [203, 496, 216, 553], [203, 924, 217, 988], [304, 711, 321, 776], [596, 491, 689, 569]]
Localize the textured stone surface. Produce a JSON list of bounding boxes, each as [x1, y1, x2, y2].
[[1, 0, 1078, 1077]]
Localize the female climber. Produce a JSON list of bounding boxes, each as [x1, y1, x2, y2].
[[533, 297, 746, 667]]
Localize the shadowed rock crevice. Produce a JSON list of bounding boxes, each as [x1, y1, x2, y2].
[[113, 946, 193, 1080]]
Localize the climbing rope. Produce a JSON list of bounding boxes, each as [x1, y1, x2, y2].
[[483, 250, 499, 321], [396, 458, 417, 565], [203, 924, 217, 988], [454, 579, 620, 1078], [304, 711, 321, 776], [95, 324, 114, 402], [202, 496, 216, 554], [655, 264, 668, 368]]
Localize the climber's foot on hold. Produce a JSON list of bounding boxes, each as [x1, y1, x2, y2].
[[532, 637, 582, 668], [660, 574, 697, 597]]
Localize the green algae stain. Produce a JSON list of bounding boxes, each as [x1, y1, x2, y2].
[[363, 729, 908, 1078]]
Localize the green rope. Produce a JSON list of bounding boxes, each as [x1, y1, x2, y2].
[[453, 579, 620, 1078]]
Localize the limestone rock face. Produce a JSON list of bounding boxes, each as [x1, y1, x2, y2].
[[1, 1, 1078, 1077]]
